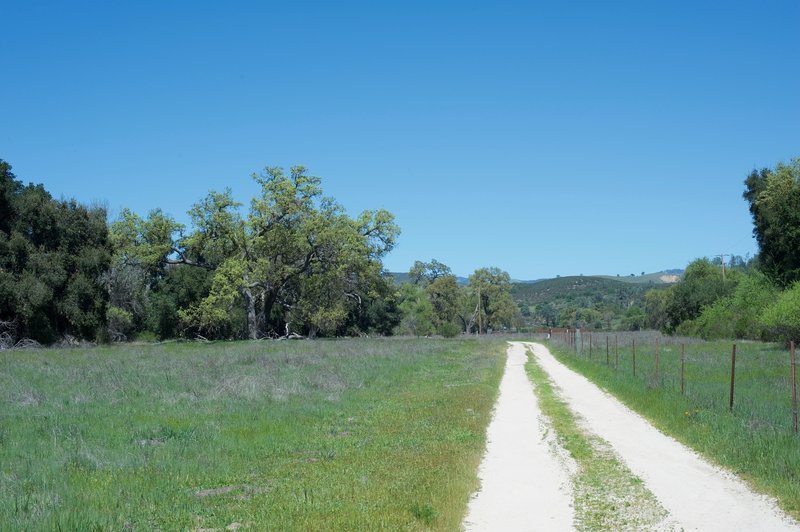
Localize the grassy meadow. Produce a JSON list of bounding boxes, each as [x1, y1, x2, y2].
[[546, 332, 800, 519], [0, 338, 505, 530]]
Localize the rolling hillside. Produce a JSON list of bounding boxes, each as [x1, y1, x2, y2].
[[596, 269, 683, 284], [512, 275, 670, 329]]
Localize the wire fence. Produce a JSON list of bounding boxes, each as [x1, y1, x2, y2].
[[548, 329, 798, 434]]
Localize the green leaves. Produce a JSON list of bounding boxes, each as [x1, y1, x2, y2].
[[744, 158, 800, 287], [178, 165, 401, 339], [468, 267, 520, 332], [760, 281, 800, 343], [0, 159, 112, 343]]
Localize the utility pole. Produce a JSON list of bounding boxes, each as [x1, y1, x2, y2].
[[717, 253, 729, 281], [477, 288, 482, 335]]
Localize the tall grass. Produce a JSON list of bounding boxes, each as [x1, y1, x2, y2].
[[547, 331, 800, 519], [0, 337, 504, 530]]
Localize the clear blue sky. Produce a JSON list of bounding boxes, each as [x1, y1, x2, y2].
[[2, 1, 798, 279]]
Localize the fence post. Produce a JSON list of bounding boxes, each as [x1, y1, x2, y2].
[[729, 344, 737, 412], [680, 343, 685, 395], [606, 335, 609, 365], [655, 337, 660, 383], [590, 334, 593, 359], [791, 341, 797, 434], [615, 335, 618, 369], [632, 338, 636, 377]]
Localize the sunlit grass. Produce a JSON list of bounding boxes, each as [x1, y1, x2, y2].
[[0, 337, 505, 530], [547, 332, 800, 520]]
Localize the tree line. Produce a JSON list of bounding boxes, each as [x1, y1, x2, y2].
[[643, 157, 800, 344], [0, 160, 519, 345]]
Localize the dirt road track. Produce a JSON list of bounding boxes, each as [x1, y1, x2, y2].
[[525, 341, 799, 532], [463, 342, 574, 531]]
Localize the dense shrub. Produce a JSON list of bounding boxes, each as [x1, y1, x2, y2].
[[761, 282, 800, 344], [680, 272, 779, 340], [438, 322, 461, 338]]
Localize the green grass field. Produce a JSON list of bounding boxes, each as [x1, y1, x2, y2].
[[547, 332, 800, 520], [0, 338, 505, 530]]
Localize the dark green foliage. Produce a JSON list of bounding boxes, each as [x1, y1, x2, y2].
[[676, 271, 778, 340], [146, 266, 214, 339], [0, 160, 112, 343], [438, 322, 461, 337], [342, 273, 401, 336], [744, 159, 800, 287], [661, 258, 736, 333], [645, 256, 784, 341]]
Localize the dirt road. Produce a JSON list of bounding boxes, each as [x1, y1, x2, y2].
[[523, 341, 798, 531], [463, 342, 574, 531]]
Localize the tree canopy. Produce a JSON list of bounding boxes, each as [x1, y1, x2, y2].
[[0, 160, 112, 344], [0, 158, 530, 344], [744, 158, 800, 287]]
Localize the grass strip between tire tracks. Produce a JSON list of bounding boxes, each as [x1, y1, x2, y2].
[[524, 346, 672, 531]]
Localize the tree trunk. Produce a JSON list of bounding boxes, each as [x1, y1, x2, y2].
[[262, 290, 278, 333], [244, 288, 258, 340]]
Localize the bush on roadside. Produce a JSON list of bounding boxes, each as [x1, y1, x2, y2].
[[761, 281, 800, 344], [676, 271, 779, 341]]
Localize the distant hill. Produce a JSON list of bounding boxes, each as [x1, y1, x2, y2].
[[389, 270, 681, 286], [512, 275, 657, 306], [512, 275, 672, 329], [597, 270, 683, 284]]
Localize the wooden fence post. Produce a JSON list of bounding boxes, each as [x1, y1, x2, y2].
[[655, 337, 660, 383], [632, 338, 636, 377], [680, 343, 685, 395], [606, 335, 609, 365], [729, 344, 737, 412], [791, 341, 797, 434]]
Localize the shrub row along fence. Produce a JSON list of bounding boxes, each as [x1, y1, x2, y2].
[[548, 330, 798, 434]]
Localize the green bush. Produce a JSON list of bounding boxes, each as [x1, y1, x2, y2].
[[106, 306, 134, 341], [678, 272, 778, 341], [761, 282, 800, 343], [437, 322, 461, 338]]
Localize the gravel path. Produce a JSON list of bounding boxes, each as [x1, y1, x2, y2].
[[463, 342, 575, 531], [526, 341, 799, 532]]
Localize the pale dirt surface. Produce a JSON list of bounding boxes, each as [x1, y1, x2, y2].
[[463, 343, 575, 531], [525, 342, 800, 532]]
